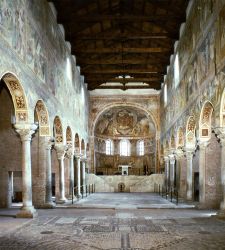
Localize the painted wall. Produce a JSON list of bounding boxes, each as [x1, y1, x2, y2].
[[0, 0, 89, 142]]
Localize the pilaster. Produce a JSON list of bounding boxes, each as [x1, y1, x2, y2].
[[215, 129, 225, 217], [198, 140, 209, 208]]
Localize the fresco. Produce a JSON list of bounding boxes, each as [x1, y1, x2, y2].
[[95, 107, 156, 138], [0, 0, 89, 143]]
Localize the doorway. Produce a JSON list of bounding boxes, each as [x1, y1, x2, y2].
[[194, 172, 199, 201]]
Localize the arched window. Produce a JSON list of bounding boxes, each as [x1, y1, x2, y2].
[[174, 53, 180, 88], [164, 83, 167, 107], [120, 139, 130, 156], [137, 140, 144, 156], [106, 139, 113, 155]]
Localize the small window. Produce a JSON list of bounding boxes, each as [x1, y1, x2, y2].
[[106, 139, 113, 155], [120, 139, 130, 156], [174, 54, 180, 88], [137, 140, 144, 156], [164, 83, 167, 107]]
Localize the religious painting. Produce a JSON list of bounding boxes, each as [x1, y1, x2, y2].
[[95, 107, 155, 138], [116, 110, 134, 135]]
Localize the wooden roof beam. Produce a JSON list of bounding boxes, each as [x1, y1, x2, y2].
[[58, 14, 184, 23], [73, 47, 171, 53], [85, 77, 162, 83], [88, 84, 161, 90]]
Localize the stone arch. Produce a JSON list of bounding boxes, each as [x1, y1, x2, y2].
[[199, 101, 214, 140], [220, 89, 225, 127], [170, 134, 176, 149], [91, 102, 159, 138], [66, 126, 72, 147], [186, 116, 196, 148], [53, 116, 63, 144], [176, 127, 184, 149], [86, 143, 89, 153], [81, 139, 85, 155], [1, 72, 29, 123], [74, 133, 80, 154], [34, 100, 50, 136]]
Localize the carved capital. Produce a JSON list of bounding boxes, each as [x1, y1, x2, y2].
[[14, 123, 37, 142], [66, 148, 74, 159], [186, 150, 194, 161], [55, 144, 67, 160], [168, 154, 175, 165], [81, 157, 87, 162], [174, 149, 184, 159], [198, 140, 209, 150], [74, 153, 81, 159], [44, 137, 55, 150], [164, 156, 169, 163]]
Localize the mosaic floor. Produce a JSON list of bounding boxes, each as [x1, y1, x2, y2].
[[0, 193, 224, 250]]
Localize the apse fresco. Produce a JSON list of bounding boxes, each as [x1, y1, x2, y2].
[[95, 107, 156, 138]]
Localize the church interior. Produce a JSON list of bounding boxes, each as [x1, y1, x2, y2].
[[0, 0, 225, 249]]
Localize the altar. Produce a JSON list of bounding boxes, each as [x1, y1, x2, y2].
[[118, 165, 132, 175]]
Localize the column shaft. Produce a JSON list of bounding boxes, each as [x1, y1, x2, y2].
[[76, 156, 81, 197], [58, 157, 66, 201], [199, 142, 208, 205], [186, 151, 193, 200], [15, 124, 37, 218], [169, 155, 175, 189], [82, 161, 86, 193], [45, 143, 54, 207]]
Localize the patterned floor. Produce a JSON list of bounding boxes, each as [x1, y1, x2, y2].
[[0, 209, 225, 250], [0, 193, 224, 249]]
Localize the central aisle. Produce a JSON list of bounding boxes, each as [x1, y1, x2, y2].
[[67, 193, 193, 209]]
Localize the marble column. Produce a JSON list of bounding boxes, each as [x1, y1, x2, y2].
[[55, 145, 67, 203], [44, 138, 55, 208], [164, 156, 169, 188], [67, 149, 74, 199], [75, 154, 81, 197], [169, 154, 175, 189], [15, 124, 37, 218], [198, 141, 209, 206], [186, 150, 194, 201], [81, 159, 86, 193]]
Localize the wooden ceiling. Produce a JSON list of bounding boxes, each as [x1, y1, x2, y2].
[[50, 0, 189, 90]]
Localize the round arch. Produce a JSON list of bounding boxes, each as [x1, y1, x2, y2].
[[81, 139, 85, 155], [91, 102, 159, 138], [199, 101, 214, 141], [1, 72, 29, 123], [34, 100, 50, 136], [74, 133, 80, 154], [176, 127, 184, 149], [186, 116, 196, 149], [53, 116, 63, 144], [170, 133, 176, 149], [66, 126, 72, 146]]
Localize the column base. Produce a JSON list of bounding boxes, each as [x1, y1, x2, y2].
[[16, 206, 37, 218], [41, 202, 56, 209], [196, 203, 209, 210], [56, 198, 67, 204], [67, 194, 74, 200], [76, 193, 81, 198]]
